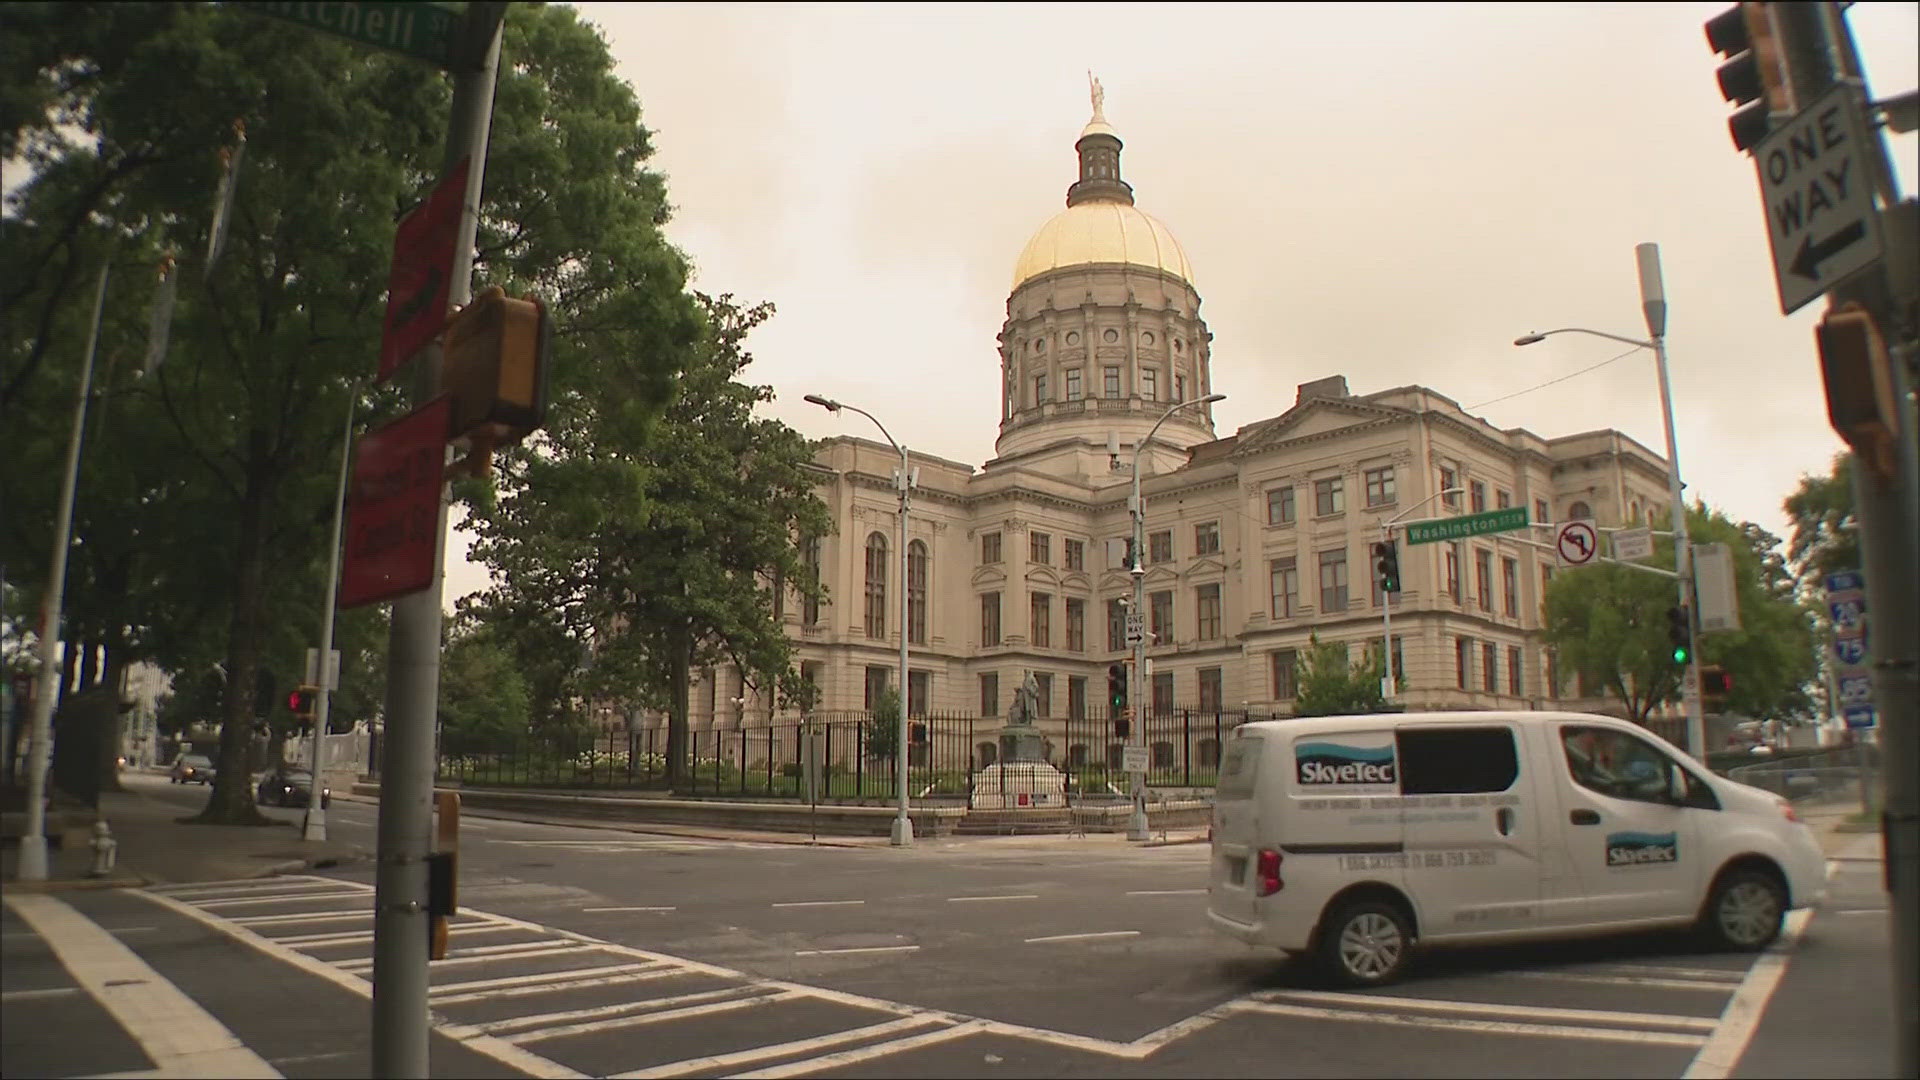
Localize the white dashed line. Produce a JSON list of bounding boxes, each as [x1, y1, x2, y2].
[[582, 906, 677, 913], [771, 899, 865, 908], [1023, 930, 1139, 944], [945, 894, 1038, 903], [794, 945, 921, 956], [1125, 888, 1207, 896]]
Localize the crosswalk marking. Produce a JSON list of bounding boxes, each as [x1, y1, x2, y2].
[[475, 984, 774, 1038], [610, 1015, 951, 1080], [433, 965, 689, 1006], [507, 989, 805, 1045], [1257, 990, 1720, 1032], [728, 1020, 992, 1079], [1234, 999, 1708, 1047]]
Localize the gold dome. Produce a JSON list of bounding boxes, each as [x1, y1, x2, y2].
[[1011, 201, 1194, 290]]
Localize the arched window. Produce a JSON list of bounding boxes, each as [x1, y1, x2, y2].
[[907, 540, 929, 645], [1568, 500, 1592, 521], [864, 532, 888, 639]]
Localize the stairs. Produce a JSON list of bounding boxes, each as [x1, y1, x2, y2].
[[953, 807, 1074, 835]]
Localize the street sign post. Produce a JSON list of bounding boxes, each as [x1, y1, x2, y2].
[[1554, 520, 1599, 566], [1612, 526, 1654, 562], [378, 160, 469, 383], [340, 396, 452, 609], [1403, 506, 1528, 546], [1754, 84, 1884, 315], [255, 1, 468, 69]]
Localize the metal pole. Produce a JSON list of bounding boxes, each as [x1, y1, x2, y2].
[[1636, 243, 1707, 762], [893, 444, 913, 847], [305, 397, 355, 842], [372, 12, 502, 1076], [15, 254, 110, 882], [1381, 527, 1396, 699]]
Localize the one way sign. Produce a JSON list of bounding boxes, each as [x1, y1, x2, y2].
[[1754, 84, 1883, 315]]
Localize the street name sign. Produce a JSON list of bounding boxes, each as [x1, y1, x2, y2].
[[341, 396, 451, 608], [255, 2, 467, 69], [1555, 520, 1599, 567], [1403, 506, 1528, 546], [379, 160, 469, 383], [1612, 526, 1653, 562], [1754, 84, 1884, 315]]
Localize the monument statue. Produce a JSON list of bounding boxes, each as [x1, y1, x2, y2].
[[1007, 670, 1041, 728], [975, 669, 1066, 811], [1088, 72, 1106, 122]]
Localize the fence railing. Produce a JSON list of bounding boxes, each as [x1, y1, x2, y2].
[[432, 708, 1275, 801]]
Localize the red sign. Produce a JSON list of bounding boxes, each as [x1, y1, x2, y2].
[[340, 396, 451, 609], [378, 158, 469, 383]]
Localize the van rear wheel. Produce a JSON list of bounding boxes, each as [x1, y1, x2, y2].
[[1700, 868, 1785, 951], [1317, 899, 1412, 987]]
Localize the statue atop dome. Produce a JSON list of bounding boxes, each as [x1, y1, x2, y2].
[[1088, 71, 1106, 123]]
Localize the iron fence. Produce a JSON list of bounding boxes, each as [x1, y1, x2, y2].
[[432, 707, 1277, 801]]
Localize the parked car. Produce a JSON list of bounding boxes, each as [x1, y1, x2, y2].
[[256, 767, 330, 809], [1207, 710, 1826, 988], [170, 753, 215, 785]]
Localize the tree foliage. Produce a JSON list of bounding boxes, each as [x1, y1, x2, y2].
[[438, 629, 531, 742], [1292, 634, 1389, 717], [1543, 505, 1816, 724], [2, 3, 696, 819]]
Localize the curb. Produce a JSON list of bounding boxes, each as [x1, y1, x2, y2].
[[1, 875, 150, 895]]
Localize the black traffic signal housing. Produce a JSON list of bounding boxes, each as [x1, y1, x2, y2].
[[1700, 665, 1733, 709], [288, 685, 318, 722], [1373, 540, 1401, 594], [1107, 662, 1128, 712], [1666, 606, 1693, 665], [1704, 2, 1794, 152]]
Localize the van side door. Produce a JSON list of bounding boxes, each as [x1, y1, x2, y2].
[[1395, 722, 1545, 938], [1553, 722, 1706, 925]]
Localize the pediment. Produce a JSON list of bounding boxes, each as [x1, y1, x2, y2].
[[1185, 556, 1227, 578], [1024, 566, 1062, 588], [1237, 398, 1413, 457], [971, 565, 1009, 588]]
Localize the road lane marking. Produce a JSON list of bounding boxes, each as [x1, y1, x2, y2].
[[231, 910, 368, 926], [1260, 990, 1719, 1032], [1683, 908, 1813, 1079], [1234, 1000, 1707, 1046], [729, 1019, 991, 1079], [339, 941, 589, 973], [611, 1015, 951, 1079], [430, 961, 667, 997], [794, 945, 920, 956], [134, 888, 587, 1080], [581, 906, 677, 913], [3, 893, 281, 1078], [1578, 963, 1745, 982], [1024, 930, 1139, 944], [275, 923, 520, 949], [433, 965, 690, 1006], [946, 894, 1038, 903], [1836, 907, 1888, 916], [1125, 888, 1207, 896], [148, 877, 362, 897], [196, 890, 368, 909], [1, 986, 81, 1002], [1504, 970, 1739, 991], [502, 989, 804, 1044], [475, 984, 773, 1037], [771, 899, 865, 908]]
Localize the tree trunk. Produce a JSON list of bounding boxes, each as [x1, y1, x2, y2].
[[666, 627, 690, 793], [95, 639, 127, 794], [195, 460, 272, 826]]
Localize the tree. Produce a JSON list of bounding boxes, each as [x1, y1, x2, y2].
[[864, 688, 901, 762], [438, 631, 531, 742], [1292, 634, 1389, 717], [3, 4, 698, 821], [464, 291, 831, 792], [1543, 505, 1816, 724], [1783, 452, 1860, 585]]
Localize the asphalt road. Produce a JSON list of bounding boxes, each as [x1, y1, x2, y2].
[[103, 773, 1882, 1079]]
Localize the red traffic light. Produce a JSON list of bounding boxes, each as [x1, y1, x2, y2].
[[287, 690, 303, 712]]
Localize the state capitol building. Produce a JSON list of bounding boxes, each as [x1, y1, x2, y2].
[[664, 95, 1676, 756]]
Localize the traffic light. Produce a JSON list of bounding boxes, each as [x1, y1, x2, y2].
[[442, 286, 552, 472], [1700, 665, 1733, 708], [288, 684, 318, 722], [1666, 605, 1693, 665], [1817, 303, 1899, 478], [1107, 662, 1128, 712], [1704, 2, 1794, 152], [1372, 540, 1401, 594]]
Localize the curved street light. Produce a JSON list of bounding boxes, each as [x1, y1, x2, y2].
[[1128, 392, 1225, 841], [805, 393, 915, 847]]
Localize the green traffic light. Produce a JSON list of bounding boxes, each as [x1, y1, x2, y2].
[[1673, 647, 1691, 664]]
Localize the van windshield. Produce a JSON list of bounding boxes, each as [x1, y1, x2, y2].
[[1217, 736, 1262, 800]]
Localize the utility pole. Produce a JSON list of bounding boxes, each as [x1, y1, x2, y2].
[[1769, 5, 1918, 1073], [304, 397, 355, 843], [371, 6, 505, 1076]]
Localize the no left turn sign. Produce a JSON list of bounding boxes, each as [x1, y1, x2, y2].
[[1556, 520, 1598, 567]]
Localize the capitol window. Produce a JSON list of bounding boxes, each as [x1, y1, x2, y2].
[[1066, 331, 1080, 346], [1141, 331, 1155, 346], [1103, 366, 1121, 398], [1103, 328, 1119, 343], [1065, 368, 1082, 400], [1141, 368, 1158, 401]]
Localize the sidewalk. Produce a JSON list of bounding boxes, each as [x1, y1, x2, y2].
[[1, 777, 369, 893]]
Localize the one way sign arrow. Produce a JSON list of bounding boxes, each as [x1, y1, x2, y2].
[[1788, 219, 1868, 281]]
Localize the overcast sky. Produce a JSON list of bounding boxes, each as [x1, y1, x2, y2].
[[447, 1, 1919, 603]]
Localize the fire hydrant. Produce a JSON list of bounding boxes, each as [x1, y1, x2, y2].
[[89, 820, 118, 877]]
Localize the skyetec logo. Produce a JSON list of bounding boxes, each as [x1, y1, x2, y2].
[[1295, 742, 1397, 787], [1606, 830, 1679, 867]]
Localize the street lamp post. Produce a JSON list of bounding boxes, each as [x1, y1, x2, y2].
[[1515, 242, 1705, 760], [1378, 487, 1466, 700], [805, 394, 914, 847], [1129, 393, 1225, 842], [304, 395, 356, 842]]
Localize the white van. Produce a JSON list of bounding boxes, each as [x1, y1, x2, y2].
[[1207, 711, 1827, 987]]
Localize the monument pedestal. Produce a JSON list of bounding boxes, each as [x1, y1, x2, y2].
[[969, 761, 1067, 810]]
